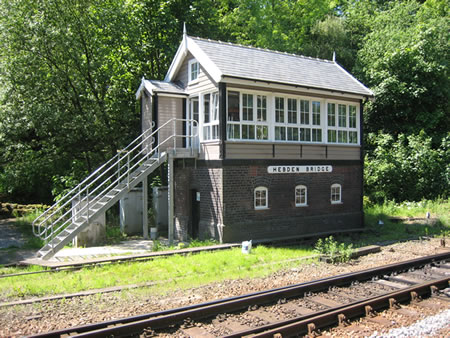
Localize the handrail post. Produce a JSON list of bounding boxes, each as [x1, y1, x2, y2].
[[87, 187, 90, 224], [127, 152, 130, 186], [173, 119, 176, 151]]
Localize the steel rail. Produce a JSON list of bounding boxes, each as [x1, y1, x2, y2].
[[245, 277, 449, 338], [29, 252, 450, 338]]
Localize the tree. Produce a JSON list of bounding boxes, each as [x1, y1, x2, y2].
[[355, 0, 449, 137]]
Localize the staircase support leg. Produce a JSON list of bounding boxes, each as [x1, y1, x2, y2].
[[143, 177, 148, 239], [168, 155, 174, 246]]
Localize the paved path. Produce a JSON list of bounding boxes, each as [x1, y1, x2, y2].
[[0, 219, 36, 265]]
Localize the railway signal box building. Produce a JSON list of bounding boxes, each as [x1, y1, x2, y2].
[[136, 33, 373, 243]]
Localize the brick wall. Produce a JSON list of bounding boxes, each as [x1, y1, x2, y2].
[[222, 162, 363, 242], [173, 159, 363, 243], [174, 160, 224, 241]]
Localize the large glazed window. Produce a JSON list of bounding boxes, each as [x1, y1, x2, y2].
[[203, 92, 219, 141], [225, 89, 359, 145], [254, 186, 268, 210], [295, 185, 307, 207], [227, 91, 269, 140], [327, 103, 358, 144]]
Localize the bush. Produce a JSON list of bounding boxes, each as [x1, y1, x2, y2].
[[364, 132, 449, 202], [314, 236, 353, 263]]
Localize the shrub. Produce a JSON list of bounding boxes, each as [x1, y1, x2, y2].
[[314, 236, 353, 263], [364, 132, 449, 202]]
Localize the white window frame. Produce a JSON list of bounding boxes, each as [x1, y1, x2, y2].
[[331, 183, 342, 204], [326, 100, 359, 145], [202, 91, 220, 142], [254, 186, 268, 210], [295, 185, 308, 207], [225, 89, 359, 146], [227, 90, 269, 141], [188, 59, 200, 84]]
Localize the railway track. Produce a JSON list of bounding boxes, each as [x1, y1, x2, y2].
[[32, 252, 450, 338]]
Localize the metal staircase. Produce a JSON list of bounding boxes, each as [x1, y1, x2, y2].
[[32, 118, 198, 260]]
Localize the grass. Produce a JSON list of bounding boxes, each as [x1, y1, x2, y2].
[[0, 198, 448, 301], [0, 245, 315, 300], [348, 198, 450, 247]]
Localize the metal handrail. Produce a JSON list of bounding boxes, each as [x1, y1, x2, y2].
[[32, 118, 198, 246]]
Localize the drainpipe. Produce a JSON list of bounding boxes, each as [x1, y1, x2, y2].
[[168, 154, 174, 245], [142, 176, 148, 239]]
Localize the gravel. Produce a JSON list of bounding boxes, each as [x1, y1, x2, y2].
[[0, 237, 448, 337], [369, 309, 450, 338]]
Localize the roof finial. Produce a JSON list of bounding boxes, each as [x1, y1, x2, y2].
[[183, 22, 187, 36], [332, 51, 336, 62]]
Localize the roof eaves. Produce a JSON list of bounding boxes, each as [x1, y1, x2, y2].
[[164, 36, 188, 82], [333, 62, 374, 97], [187, 36, 223, 83], [222, 75, 372, 98]]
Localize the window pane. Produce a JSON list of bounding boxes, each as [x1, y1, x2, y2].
[[275, 126, 286, 140], [300, 100, 310, 124], [288, 98, 297, 124], [312, 128, 322, 142], [328, 129, 336, 143], [243, 93, 253, 121], [349, 131, 358, 144], [212, 93, 219, 121], [338, 130, 348, 143], [312, 101, 321, 125], [327, 103, 335, 126], [349, 105, 357, 128], [204, 94, 210, 123], [257, 95, 267, 122], [275, 97, 284, 123], [227, 91, 240, 121], [256, 125, 268, 140], [242, 124, 255, 140], [338, 104, 347, 127], [203, 126, 210, 140], [331, 184, 341, 203], [212, 125, 219, 139], [287, 127, 298, 141], [227, 124, 240, 139], [300, 128, 311, 141]]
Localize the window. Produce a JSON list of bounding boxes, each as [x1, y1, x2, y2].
[[227, 91, 268, 140], [188, 59, 199, 83], [327, 103, 336, 127], [295, 185, 307, 207], [203, 92, 219, 141], [254, 186, 268, 210], [331, 184, 341, 204], [327, 103, 358, 144]]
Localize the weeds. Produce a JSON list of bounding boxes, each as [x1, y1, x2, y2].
[[314, 236, 353, 263]]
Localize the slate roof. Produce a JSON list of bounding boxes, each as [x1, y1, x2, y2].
[[190, 37, 373, 97], [144, 80, 186, 95]]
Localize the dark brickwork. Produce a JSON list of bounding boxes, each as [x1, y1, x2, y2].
[[174, 159, 363, 243], [174, 160, 224, 241]]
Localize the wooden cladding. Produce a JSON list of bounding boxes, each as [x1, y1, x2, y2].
[[225, 142, 360, 160]]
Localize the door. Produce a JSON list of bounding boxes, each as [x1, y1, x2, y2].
[[190, 189, 200, 239], [188, 97, 199, 149]]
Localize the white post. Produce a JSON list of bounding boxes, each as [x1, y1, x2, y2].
[[168, 154, 174, 245], [142, 177, 148, 239]]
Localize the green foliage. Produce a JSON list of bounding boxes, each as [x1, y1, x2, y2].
[[365, 132, 449, 202], [356, 0, 449, 137], [314, 236, 353, 263]]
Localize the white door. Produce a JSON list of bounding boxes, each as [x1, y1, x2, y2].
[[189, 97, 199, 149]]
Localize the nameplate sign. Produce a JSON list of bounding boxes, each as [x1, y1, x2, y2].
[[267, 165, 332, 174]]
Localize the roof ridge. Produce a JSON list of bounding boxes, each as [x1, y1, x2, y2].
[[188, 35, 334, 64]]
